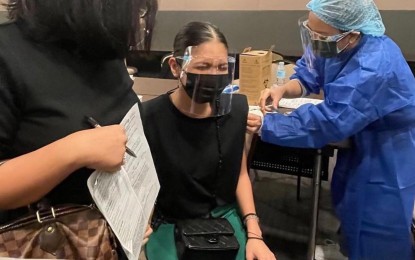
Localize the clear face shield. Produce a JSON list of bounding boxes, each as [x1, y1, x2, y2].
[[176, 46, 236, 117], [298, 16, 359, 71]]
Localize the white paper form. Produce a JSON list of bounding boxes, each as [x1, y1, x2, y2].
[[278, 98, 323, 109], [87, 103, 160, 260]]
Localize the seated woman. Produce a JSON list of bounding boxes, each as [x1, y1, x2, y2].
[[142, 21, 276, 260]]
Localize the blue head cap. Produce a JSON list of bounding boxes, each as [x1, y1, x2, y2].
[[306, 0, 385, 36]]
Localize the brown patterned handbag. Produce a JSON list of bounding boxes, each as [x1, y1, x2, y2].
[[0, 204, 118, 259]]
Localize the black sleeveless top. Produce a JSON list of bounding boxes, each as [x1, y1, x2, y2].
[[0, 22, 139, 223], [142, 93, 248, 219]]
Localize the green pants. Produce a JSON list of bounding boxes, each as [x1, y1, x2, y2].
[[145, 205, 247, 260]]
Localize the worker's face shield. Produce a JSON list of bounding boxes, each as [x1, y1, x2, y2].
[[299, 16, 358, 71], [176, 46, 236, 117]]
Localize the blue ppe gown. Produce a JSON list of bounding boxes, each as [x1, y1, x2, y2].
[[261, 35, 415, 260]]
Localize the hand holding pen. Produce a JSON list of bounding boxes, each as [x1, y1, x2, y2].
[[86, 116, 137, 158]]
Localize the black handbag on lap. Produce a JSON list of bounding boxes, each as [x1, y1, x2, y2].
[[175, 218, 239, 260]]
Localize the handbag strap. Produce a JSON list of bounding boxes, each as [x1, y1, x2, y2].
[[0, 204, 94, 233]]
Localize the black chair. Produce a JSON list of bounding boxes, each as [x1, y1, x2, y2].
[[248, 134, 330, 201]]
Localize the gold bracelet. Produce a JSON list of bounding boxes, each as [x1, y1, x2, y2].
[[242, 213, 257, 220], [243, 214, 259, 226]]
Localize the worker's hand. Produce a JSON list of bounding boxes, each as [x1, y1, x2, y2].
[[67, 125, 127, 172], [259, 85, 286, 114], [247, 113, 263, 134]]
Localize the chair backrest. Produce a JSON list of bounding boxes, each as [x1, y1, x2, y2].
[[249, 138, 331, 181], [126, 66, 138, 78], [271, 51, 284, 63]]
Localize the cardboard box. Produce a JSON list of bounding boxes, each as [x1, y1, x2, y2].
[[239, 48, 272, 105]]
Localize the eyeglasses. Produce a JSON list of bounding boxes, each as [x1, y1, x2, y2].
[[301, 20, 357, 42]]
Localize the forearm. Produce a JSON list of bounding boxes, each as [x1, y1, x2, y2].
[[0, 137, 82, 209], [281, 79, 304, 98], [236, 174, 262, 236], [236, 151, 262, 236]]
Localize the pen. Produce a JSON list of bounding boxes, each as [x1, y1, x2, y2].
[[85, 116, 137, 158]]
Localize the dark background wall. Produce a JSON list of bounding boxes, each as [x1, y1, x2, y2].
[[1, 9, 414, 60], [142, 9, 415, 77], [150, 10, 415, 61], [1, 9, 414, 77]]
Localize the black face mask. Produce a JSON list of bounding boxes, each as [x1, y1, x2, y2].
[[311, 39, 338, 58], [183, 73, 230, 104]]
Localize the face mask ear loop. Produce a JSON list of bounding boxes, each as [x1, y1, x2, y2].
[[336, 41, 351, 54], [173, 57, 185, 86], [178, 65, 190, 92], [336, 31, 360, 54], [348, 33, 361, 45], [167, 59, 182, 95]]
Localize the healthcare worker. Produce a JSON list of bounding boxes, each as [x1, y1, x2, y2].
[[247, 0, 415, 259]]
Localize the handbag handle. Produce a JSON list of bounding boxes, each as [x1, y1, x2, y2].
[[36, 207, 56, 223], [0, 204, 94, 233]]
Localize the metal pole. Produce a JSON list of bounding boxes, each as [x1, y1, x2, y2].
[[307, 149, 323, 260]]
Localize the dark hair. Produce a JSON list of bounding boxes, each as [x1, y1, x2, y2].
[[173, 21, 228, 58], [130, 0, 158, 51], [6, 0, 158, 59]]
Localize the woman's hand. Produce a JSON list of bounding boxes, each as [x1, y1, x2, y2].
[[67, 125, 128, 172], [247, 113, 263, 134], [142, 225, 153, 246], [246, 238, 277, 260], [0, 124, 129, 209], [259, 86, 287, 113]]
